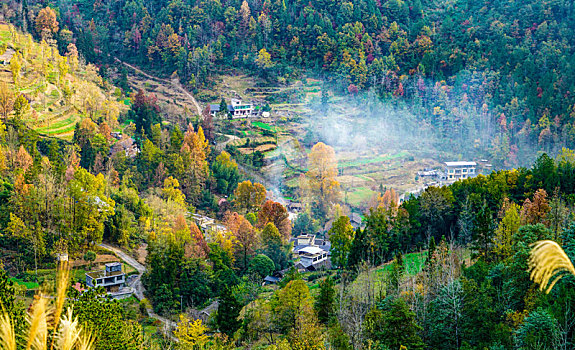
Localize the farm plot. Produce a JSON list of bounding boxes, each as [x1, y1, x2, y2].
[[0, 24, 127, 140]]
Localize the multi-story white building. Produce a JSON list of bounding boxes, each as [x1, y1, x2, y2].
[[444, 161, 477, 181], [85, 262, 126, 293], [209, 99, 255, 118], [297, 246, 329, 269]]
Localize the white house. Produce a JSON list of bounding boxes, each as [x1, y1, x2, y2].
[[209, 99, 255, 118], [85, 262, 126, 292], [443, 161, 477, 181], [297, 246, 329, 269]]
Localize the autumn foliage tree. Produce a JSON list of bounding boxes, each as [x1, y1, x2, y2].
[[180, 124, 210, 203], [0, 82, 14, 120], [226, 212, 257, 272], [35, 7, 59, 40], [234, 180, 267, 213], [258, 200, 291, 240], [305, 142, 341, 219], [520, 189, 550, 226]]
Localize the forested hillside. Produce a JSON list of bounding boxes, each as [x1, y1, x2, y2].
[[3, 0, 575, 164], [3, 1, 575, 350], [0, 23, 126, 140]]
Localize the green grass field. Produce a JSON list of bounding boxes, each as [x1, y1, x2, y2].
[[338, 151, 409, 169], [346, 187, 377, 207], [0, 27, 11, 45], [376, 251, 427, 276], [252, 121, 277, 132], [10, 278, 40, 290]]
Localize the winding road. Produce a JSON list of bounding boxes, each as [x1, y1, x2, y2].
[[99, 243, 177, 336]]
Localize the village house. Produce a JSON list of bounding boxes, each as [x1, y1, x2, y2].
[[287, 201, 303, 213], [350, 213, 363, 229], [290, 234, 332, 271], [443, 161, 477, 182], [295, 246, 331, 271], [110, 137, 140, 158], [85, 262, 126, 293], [209, 99, 255, 118], [190, 213, 229, 240]]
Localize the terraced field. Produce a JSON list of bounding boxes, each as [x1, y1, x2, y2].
[[0, 24, 126, 140]]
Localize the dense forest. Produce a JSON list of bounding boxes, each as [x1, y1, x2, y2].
[[3, 0, 575, 164], [2, 0, 575, 349]]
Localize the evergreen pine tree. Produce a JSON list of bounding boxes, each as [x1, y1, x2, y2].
[[315, 276, 336, 324], [426, 236, 436, 266], [216, 286, 242, 336]]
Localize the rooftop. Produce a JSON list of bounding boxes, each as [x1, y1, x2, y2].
[[299, 246, 325, 256], [86, 269, 124, 279], [445, 161, 477, 167]]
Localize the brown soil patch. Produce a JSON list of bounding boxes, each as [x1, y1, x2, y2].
[[238, 144, 277, 154], [135, 243, 148, 265], [70, 254, 119, 268]]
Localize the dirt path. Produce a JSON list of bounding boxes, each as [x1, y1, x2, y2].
[[112, 57, 203, 116], [215, 133, 240, 151]]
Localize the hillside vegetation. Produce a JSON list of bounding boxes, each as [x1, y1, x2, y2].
[[0, 23, 126, 139], [3, 2, 575, 350], [1, 0, 571, 163]]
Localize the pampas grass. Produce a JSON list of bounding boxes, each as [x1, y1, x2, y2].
[[53, 260, 70, 334], [26, 295, 48, 350], [0, 312, 16, 350], [529, 240, 575, 293], [0, 260, 93, 350], [55, 308, 81, 350]]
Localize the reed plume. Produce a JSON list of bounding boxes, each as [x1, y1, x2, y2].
[[53, 260, 70, 332], [26, 295, 48, 350], [0, 312, 16, 350], [55, 308, 81, 350], [529, 240, 575, 293], [0, 260, 93, 350]]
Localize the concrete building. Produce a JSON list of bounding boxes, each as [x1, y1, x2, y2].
[[443, 161, 477, 181], [287, 201, 303, 213], [210, 99, 255, 118], [85, 262, 126, 293], [110, 137, 140, 158], [296, 246, 330, 270]]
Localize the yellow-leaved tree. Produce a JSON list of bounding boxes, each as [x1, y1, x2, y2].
[[174, 315, 209, 348], [234, 180, 267, 213], [181, 124, 210, 203], [0, 82, 14, 119], [492, 200, 520, 260], [162, 176, 186, 206], [305, 142, 341, 218]]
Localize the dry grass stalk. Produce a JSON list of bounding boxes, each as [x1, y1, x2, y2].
[[0, 312, 16, 350], [26, 295, 48, 350], [0, 259, 92, 350], [52, 260, 70, 334], [55, 308, 81, 350], [76, 334, 94, 350], [529, 240, 575, 293]]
